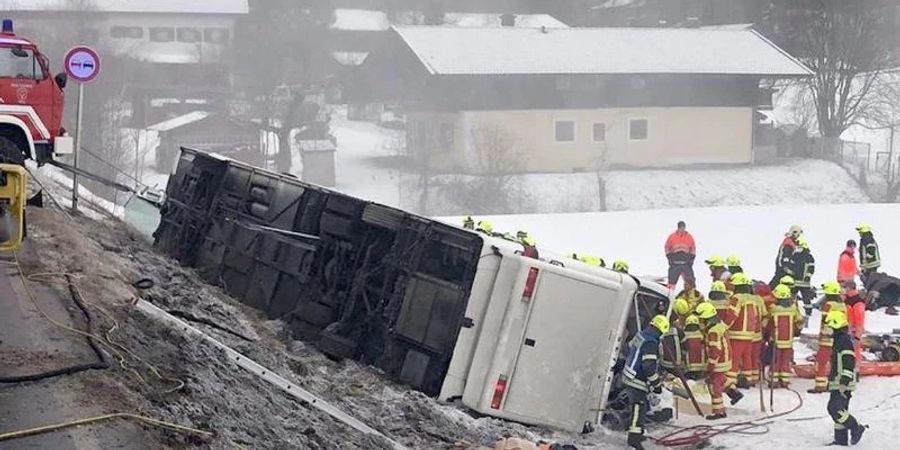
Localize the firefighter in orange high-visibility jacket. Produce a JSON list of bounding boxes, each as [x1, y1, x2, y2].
[[696, 303, 743, 420], [683, 314, 707, 379], [768, 284, 802, 388], [810, 281, 849, 394], [728, 273, 767, 388]]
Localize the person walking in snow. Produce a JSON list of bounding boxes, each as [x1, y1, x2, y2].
[[856, 224, 880, 283], [664, 221, 696, 290], [837, 240, 860, 286], [824, 310, 867, 446], [770, 225, 802, 288]]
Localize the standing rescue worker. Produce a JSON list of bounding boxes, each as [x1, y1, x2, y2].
[[726, 255, 744, 275], [683, 314, 707, 379], [792, 236, 816, 319], [770, 225, 803, 288], [705, 255, 727, 284], [824, 310, 867, 446], [728, 273, 767, 388], [707, 280, 734, 323], [837, 240, 859, 285], [664, 221, 696, 289], [856, 224, 880, 282], [768, 284, 802, 388], [516, 231, 539, 259], [810, 281, 848, 394], [696, 303, 743, 419], [622, 315, 669, 450], [843, 281, 866, 361]]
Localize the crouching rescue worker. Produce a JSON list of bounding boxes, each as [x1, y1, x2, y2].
[[696, 303, 743, 420], [811, 281, 848, 394], [683, 315, 707, 379], [622, 315, 669, 450], [768, 284, 802, 388], [824, 310, 867, 446]]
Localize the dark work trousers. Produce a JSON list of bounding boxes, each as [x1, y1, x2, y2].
[[667, 253, 695, 286]]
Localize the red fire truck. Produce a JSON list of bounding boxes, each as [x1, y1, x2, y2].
[[0, 19, 73, 166]]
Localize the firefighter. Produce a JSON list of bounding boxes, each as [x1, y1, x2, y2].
[[792, 236, 816, 319], [837, 240, 859, 285], [768, 284, 802, 388], [664, 220, 696, 289], [728, 272, 767, 388], [463, 215, 475, 230], [622, 315, 669, 450], [856, 224, 880, 283], [696, 303, 743, 419], [810, 281, 849, 394], [726, 255, 743, 275], [675, 280, 706, 316], [476, 220, 494, 235], [516, 231, 539, 259], [571, 253, 606, 268], [824, 310, 867, 446], [843, 281, 866, 362], [613, 259, 629, 274], [705, 255, 727, 283], [707, 280, 734, 322], [770, 225, 802, 288], [683, 314, 706, 380], [671, 297, 691, 330]]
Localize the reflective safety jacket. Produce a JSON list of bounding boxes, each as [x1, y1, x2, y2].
[[704, 321, 732, 373], [665, 230, 696, 256], [837, 247, 859, 283], [660, 328, 685, 371], [767, 300, 801, 349], [828, 328, 857, 392], [818, 296, 848, 347], [859, 233, 881, 270], [728, 293, 767, 341], [776, 237, 797, 274], [792, 250, 815, 288], [708, 292, 735, 324], [623, 328, 662, 392], [676, 289, 706, 314], [683, 324, 706, 372]]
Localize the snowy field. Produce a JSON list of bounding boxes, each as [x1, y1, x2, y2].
[[446, 204, 900, 449]]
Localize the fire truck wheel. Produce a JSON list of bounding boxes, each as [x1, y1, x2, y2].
[[0, 136, 25, 166]]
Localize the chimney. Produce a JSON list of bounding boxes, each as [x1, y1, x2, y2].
[[540, 25, 548, 34], [500, 13, 516, 27]]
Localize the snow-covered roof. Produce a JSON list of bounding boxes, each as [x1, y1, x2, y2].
[[2, 0, 249, 14], [442, 13, 568, 29], [147, 111, 210, 132], [331, 9, 390, 31], [392, 26, 812, 76]]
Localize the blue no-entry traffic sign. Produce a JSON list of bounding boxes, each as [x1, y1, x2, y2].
[[64, 46, 101, 83]]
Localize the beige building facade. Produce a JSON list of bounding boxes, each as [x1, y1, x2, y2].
[[408, 106, 754, 173]]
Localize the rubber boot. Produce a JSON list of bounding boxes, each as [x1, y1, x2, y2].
[[851, 423, 867, 445], [829, 428, 848, 446], [736, 375, 750, 389], [726, 388, 744, 405], [627, 432, 646, 450], [705, 412, 727, 420], [808, 387, 827, 394]]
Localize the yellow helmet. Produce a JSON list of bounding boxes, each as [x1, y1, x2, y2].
[[856, 223, 872, 233], [673, 298, 691, 316], [773, 284, 792, 300], [797, 236, 809, 250], [613, 259, 629, 273], [730, 272, 752, 286], [522, 235, 537, 247], [710, 280, 728, 293], [696, 302, 717, 320], [685, 314, 700, 326], [821, 280, 842, 296], [650, 315, 670, 334], [705, 255, 725, 267], [726, 255, 741, 267], [779, 275, 795, 286], [824, 310, 849, 329], [476, 220, 494, 234]]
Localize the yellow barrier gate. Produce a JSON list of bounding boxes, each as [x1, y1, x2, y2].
[[0, 164, 26, 251]]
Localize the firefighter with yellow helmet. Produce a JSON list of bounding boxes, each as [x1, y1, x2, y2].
[[696, 302, 743, 419]]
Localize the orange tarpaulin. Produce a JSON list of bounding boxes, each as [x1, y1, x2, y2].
[[793, 361, 900, 378]]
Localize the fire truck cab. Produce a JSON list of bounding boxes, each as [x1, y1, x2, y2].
[[0, 19, 73, 166]]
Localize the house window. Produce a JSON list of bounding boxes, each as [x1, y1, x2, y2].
[[149, 27, 175, 42], [110, 26, 143, 39], [177, 28, 202, 43], [555, 120, 575, 143], [629, 119, 648, 141], [204, 28, 230, 44], [440, 123, 454, 146], [592, 123, 606, 142]]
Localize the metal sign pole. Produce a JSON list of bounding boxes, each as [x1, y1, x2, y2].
[[72, 82, 84, 212]]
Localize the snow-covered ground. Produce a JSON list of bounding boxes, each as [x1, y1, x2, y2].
[[449, 204, 900, 449]]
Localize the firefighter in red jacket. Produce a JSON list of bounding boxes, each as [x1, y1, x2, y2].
[[665, 221, 696, 289], [728, 273, 767, 388], [705, 255, 727, 284], [768, 284, 802, 388], [770, 225, 802, 288], [696, 303, 743, 419], [707, 280, 734, 323], [683, 314, 706, 379], [810, 281, 849, 393]]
